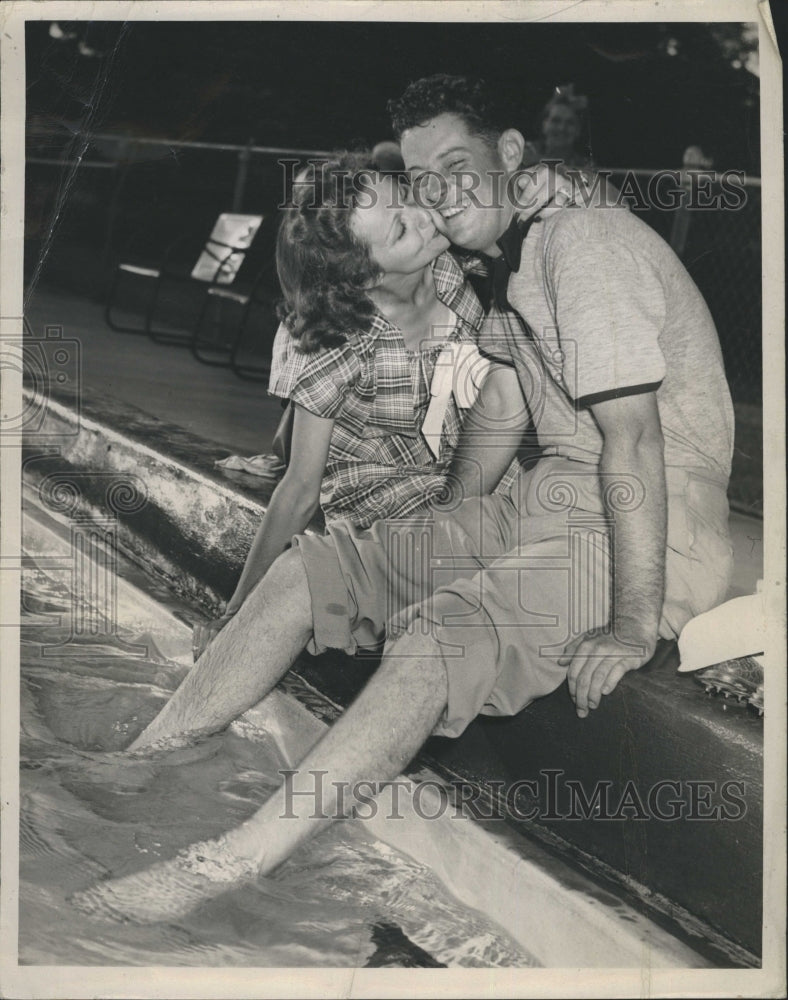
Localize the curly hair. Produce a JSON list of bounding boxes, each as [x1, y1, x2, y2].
[[276, 155, 382, 354], [387, 74, 505, 148]]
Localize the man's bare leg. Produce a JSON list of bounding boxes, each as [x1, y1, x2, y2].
[[129, 549, 313, 750], [72, 631, 448, 922], [221, 629, 447, 875]]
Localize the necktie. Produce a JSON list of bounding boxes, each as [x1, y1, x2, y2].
[[460, 210, 546, 314], [421, 342, 492, 459]]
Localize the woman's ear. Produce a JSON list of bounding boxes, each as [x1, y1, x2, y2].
[[498, 129, 526, 172]]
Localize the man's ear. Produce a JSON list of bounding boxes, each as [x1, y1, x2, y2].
[[498, 129, 525, 172]]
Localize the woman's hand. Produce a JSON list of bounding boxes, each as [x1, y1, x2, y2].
[[192, 612, 235, 662]]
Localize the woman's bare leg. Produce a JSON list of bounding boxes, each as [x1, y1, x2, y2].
[[129, 549, 313, 750], [72, 632, 448, 923]]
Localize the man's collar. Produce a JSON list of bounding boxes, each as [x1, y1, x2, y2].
[[491, 162, 581, 270], [488, 162, 572, 272], [453, 166, 583, 314], [495, 214, 527, 274]]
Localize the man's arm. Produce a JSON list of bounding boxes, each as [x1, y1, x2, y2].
[[447, 364, 531, 501], [559, 390, 667, 717]]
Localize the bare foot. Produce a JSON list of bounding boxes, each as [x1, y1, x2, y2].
[[69, 835, 259, 924]]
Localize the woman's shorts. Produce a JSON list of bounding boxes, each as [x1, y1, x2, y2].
[[293, 458, 733, 738]]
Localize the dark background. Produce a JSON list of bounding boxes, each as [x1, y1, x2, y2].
[[26, 19, 760, 168]]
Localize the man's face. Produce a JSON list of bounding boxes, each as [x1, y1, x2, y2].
[[400, 112, 515, 256]]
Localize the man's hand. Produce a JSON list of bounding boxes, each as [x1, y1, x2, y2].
[[559, 624, 657, 718], [192, 612, 235, 662]]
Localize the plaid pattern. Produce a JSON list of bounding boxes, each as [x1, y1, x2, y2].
[[269, 252, 491, 528]]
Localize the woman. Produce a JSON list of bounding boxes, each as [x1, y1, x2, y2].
[[195, 155, 516, 657], [522, 84, 592, 171]]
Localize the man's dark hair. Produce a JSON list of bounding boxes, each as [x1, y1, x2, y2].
[[387, 74, 505, 147]]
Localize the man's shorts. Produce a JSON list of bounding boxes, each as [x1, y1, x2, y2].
[[293, 456, 733, 738]]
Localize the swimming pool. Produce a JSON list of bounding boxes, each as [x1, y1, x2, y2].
[[19, 496, 538, 968], [15, 481, 711, 971]]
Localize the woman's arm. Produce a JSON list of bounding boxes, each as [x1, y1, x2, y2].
[[193, 404, 334, 661], [225, 403, 334, 616]]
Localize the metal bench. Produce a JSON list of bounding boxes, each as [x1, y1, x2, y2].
[[105, 212, 264, 345]]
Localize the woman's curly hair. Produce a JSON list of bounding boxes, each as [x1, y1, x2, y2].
[[276, 154, 383, 354]]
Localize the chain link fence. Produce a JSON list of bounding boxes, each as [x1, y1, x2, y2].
[[685, 187, 762, 515], [681, 189, 762, 405]]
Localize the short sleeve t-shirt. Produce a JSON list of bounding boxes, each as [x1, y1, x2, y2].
[[480, 203, 734, 480]]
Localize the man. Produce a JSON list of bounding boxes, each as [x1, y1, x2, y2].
[[390, 74, 734, 718], [79, 77, 734, 920]]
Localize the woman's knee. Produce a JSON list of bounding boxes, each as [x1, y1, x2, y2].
[[271, 546, 308, 589], [246, 547, 309, 612], [383, 629, 448, 689]]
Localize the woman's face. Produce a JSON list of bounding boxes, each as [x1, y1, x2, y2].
[[350, 175, 449, 278], [542, 104, 580, 155]]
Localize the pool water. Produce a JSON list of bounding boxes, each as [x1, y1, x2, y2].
[[18, 512, 536, 968]]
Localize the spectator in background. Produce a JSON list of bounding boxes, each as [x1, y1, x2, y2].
[[522, 83, 592, 170]]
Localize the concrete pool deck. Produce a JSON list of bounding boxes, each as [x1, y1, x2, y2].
[[24, 286, 285, 456]]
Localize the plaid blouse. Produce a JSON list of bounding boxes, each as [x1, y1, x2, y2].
[[269, 252, 489, 528]]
